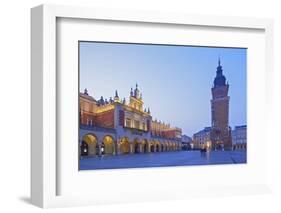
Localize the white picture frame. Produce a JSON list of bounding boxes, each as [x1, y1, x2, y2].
[[31, 4, 274, 208]]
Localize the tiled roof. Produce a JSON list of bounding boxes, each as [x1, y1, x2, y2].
[[194, 127, 211, 135]]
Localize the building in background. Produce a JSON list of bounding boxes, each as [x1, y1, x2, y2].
[[181, 135, 193, 150], [192, 127, 212, 150], [79, 84, 182, 157], [151, 120, 182, 139], [232, 125, 247, 150], [210, 59, 232, 150]]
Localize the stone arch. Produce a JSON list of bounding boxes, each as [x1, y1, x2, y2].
[[120, 137, 130, 154], [133, 138, 140, 153], [165, 142, 169, 151], [155, 141, 161, 152], [169, 142, 173, 151], [161, 143, 164, 152], [150, 141, 155, 152], [142, 139, 149, 153], [102, 135, 115, 155], [81, 134, 98, 156]]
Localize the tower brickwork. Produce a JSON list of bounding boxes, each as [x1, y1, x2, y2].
[[210, 59, 232, 150]]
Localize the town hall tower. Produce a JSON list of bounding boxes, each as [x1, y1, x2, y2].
[[210, 58, 232, 150]]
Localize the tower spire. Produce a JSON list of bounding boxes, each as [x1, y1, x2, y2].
[[114, 90, 120, 102], [213, 57, 226, 87], [134, 83, 140, 98]]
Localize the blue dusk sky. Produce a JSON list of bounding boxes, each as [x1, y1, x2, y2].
[[79, 42, 247, 137]]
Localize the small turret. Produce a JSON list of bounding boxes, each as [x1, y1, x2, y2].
[[114, 90, 120, 102], [84, 88, 88, 95], [100, 96, 105, 105], [134, 83, 140, 99]]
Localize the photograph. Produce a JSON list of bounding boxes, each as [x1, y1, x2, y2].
[[78, 41, 247, 170]]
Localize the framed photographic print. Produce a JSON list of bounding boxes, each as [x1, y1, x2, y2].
[[78, 42, 247, 170], [31, 4, 274, 208]]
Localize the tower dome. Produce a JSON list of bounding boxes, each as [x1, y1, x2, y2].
[[213, 58, 227, 87]]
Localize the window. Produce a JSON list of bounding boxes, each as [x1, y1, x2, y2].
[[125, 118, 131, 128], [134, 120, 140, 129], [85, 102, 90, 112], [142, 122, 146, 131]]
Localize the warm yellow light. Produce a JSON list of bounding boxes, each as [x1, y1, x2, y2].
[[206, 141, 211, 148]]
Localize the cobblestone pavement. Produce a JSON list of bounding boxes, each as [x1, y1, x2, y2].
[[79, 150, 247, 170], [80, 151, 247, 170]]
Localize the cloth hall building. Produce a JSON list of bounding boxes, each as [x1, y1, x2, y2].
[[79, 84, 182, 157]]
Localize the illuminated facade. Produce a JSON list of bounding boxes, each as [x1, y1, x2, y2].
[[79, 84, 182, 157], [232, 125, 247, 150], [192, 127, 212, 150], [181, 135, 193, 150]]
